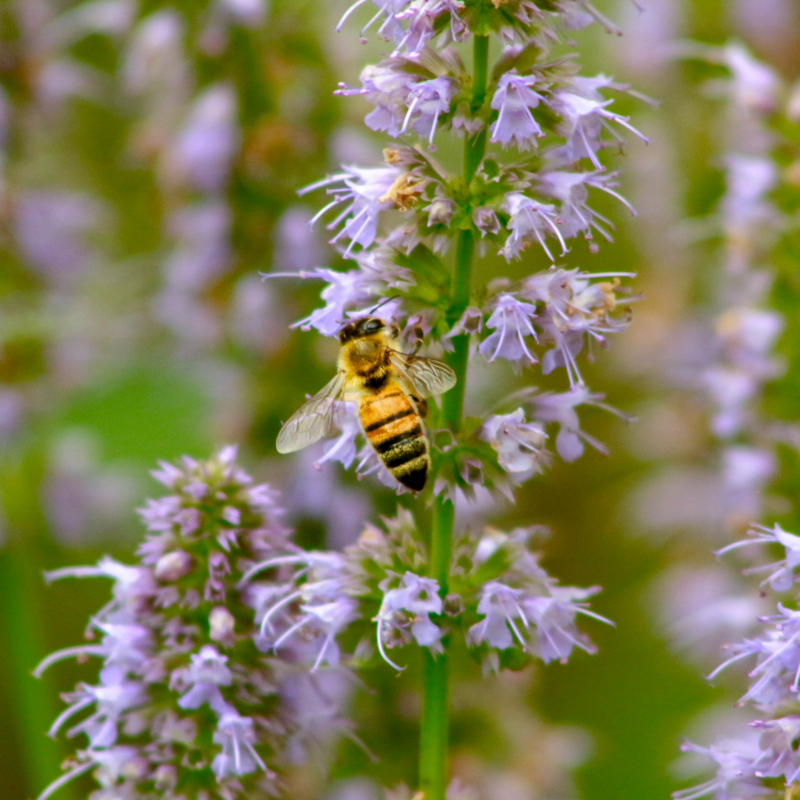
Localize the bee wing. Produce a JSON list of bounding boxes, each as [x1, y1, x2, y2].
[[276, 373, 347, 454], [389, 351, 457, 397]]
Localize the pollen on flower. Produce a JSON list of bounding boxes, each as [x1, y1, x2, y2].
[[378, 173, 425, 211]]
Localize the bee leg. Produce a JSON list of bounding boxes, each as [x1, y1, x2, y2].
[[412, 396, 428, 418]]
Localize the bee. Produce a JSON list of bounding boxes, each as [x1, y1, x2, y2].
[[276, 317, 457, 492]]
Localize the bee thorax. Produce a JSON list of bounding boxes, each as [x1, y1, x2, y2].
[[340, 337, 391, 380]]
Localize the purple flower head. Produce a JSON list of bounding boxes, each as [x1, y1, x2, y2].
[[37, 449, 296, 800], [718, 42, 780, 113], [716, 306, 784, 373], [489, 71, 544, 150], [336, 0, 470, 55], [288, 268, 383, 336], [522, 269, 631, 386], [468, 582, 527, 650], [176, 645, 232, 713], [467, 579, 608, 662], [315, 402, 360, 469], [707, 605, 800, 707], [13, 191, 100, 283], [530, 386, 620, 461], [722, 155, 778, 237], [478, 292, 538, 365], [721, 446, 775, 516], [211, 711, 269, 778], [243, 550, 359, 670], [522, 584, 604, 664]]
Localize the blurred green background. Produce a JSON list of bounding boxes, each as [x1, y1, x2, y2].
[[1, 0, 799, 798]]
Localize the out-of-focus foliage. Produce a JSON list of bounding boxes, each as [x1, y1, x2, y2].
[[1, 0, 800, 799]]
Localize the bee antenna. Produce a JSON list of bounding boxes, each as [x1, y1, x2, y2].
[[366, 295, 401, 316]]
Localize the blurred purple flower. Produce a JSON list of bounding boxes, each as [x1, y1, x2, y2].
[[172, 83, 239, 192], [13, 191, 101, 282]]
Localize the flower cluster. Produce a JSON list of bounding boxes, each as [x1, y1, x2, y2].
[[675, 525, 800, 799], [239, 509, 607, 675], [267, 0, 643, 503], [35, 448, 322, 800], [456, 526, 610, 672]]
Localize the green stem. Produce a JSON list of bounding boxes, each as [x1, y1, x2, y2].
[[419, 33, 489, 800], [464, 34, 489, 183]]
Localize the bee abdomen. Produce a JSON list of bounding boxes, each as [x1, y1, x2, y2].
[[360, 391, 430, 491]]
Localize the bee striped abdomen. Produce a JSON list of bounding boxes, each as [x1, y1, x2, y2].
[[359, 389, 430, 491]]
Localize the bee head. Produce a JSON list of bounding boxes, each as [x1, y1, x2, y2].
[[339, 317, 385, 344]]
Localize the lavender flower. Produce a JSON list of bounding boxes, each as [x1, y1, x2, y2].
[[489, 72, 544, 150], [478, 293, 538, 365], [500, 193, 566, 263], [301, 164, 416, 256], [482, 409, 548, 474]]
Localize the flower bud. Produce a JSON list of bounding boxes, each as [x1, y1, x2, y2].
[[209, 606, 236, 647], [155, 549, 194, 581], [443, 593, 464, 617], [427, 196, 457, 227], [472, 206, 501, 237]]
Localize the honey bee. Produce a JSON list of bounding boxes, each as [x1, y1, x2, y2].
[[276, 317, 456, 492]]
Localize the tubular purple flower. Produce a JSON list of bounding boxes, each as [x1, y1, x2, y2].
[[522, 269, 632, 387], [400, 76, 456, 145], [172, 82, 238, 193], [500, 193, 567, 262], [674, 738, 768, 800], [383, 573, 443, 648], [522, 585, 606, 664], [301, 165, 402, 256], [482, 409, 548, 474], [538, 170, 637, 241], [315, 402, 360, 468], [749, 717, 800, 782], [530, 387, 620, 461], [716, 523, 800, 593], [469, 582, 528, 650], [549, 76, 648, 169], [212, 712, 270, 778], [478, 293, 538, 365], [336, 62, 413, 136], [489, 71, 544, 150]]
